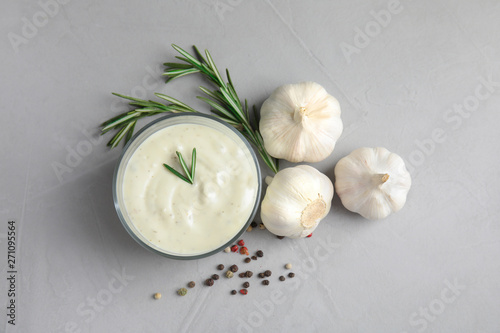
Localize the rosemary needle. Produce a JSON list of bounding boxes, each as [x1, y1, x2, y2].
[[163, 148, 196, 184]]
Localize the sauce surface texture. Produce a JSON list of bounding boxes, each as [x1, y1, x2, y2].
[[122, 123, 258, 255]]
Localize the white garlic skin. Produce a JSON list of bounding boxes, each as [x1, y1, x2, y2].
[[261, 165, 334, 238], [259, 82, 343, 163], [334, 147, 411, 220]]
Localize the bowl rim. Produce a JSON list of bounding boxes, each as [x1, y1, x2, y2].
[[112, 113, 262, 260]]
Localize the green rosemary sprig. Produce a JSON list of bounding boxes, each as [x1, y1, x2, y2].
[[163, 148, 196, 184], [101, 44, 279, 174]]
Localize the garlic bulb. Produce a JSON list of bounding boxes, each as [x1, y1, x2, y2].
[[259, 81, 343, 163], [334, 147, 411, 220], [261, 165, 334, 238]]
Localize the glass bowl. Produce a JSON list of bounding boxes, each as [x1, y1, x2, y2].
[[113, 113, 262, 260]]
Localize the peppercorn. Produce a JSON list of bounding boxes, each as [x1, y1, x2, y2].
[[279, 276, 285, 281], [153, 292, 161, 299], [217, 264, 224, 270], [212, 274, 220, 280], [245, 271, 253, 278], [177, 288, 187, 296], [239, 272, 246, 278], [240, 246, 249, 255], [288, 272, 295, 278], [187, 281, 196, 288], [258, 273, 265, 278], [230, 265, 238, 272], [237, 239, 245, 246], [264, 270, 272, 277], [231, 290, 237, 295], [226, 271, 234, 278], [277, 236, 285, 239], [285, 263, 292, 270], [256, 250, 264, 257], [262, 280, 269, 286], [243, 282, 250, 288], [259, 223, 266, 230], [251, 256, 257, 261], [307, 233, 313, 238], [244, 257, 251, 263], [246, 226, 253, 232], [231, 245, 239, 252], [251, 221, 258, 228], [240, 289, 248, 295], [205, 279, 214, 286], [224, 247, 231, 253]]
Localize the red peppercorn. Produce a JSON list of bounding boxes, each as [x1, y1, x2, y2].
[[240, 246, 249, 255], [306, 233, 313, 238], [237, 239, 245, 246], [231, 245, 239, 252], [239, 289, 248, 295]]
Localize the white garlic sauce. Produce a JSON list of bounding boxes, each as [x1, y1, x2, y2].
[[123, 123, 258, 255]]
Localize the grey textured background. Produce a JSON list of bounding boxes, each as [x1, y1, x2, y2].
[[1, 0, 500, 332]]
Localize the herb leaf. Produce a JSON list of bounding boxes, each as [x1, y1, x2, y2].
[[163, 148, 196, 184]]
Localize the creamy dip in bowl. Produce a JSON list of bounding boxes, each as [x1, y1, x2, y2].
[[113, 114, 261, 259]]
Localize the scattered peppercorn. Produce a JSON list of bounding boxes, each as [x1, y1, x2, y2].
[[205, 278, 214, 286], [240, 289, 248, 295], [264, 270, 272, 277], [279, 276, 285, 281], [262, 280, 270, 286], [237, 239, 245, 246], [230, 265, 238, 272], [256, 250, 264, 257], [245, 271, 253, 278], [177, 288, 187, 296], [153, 292, 161, 299], [251, 221, 258, 228], [251, 256, 257, 261], [258, 273, 265, 278], [231, 245, 239, 252], [259, 223, 266, 230], [243, 282, 250, 288], [188, 281, 196, 288], [239, 272, 246, 278], [244, 257, 251, 263], [212, 274, 220, 280], [217, 264, 224, 270], [231, 290, 237, 295], [226, 271, 234, 278], [246, 226, 253, 232], [240, 246, 249, 255], [288, 272, 295, 278], [277, 236, 285, 239], [224, 247, 231, 253], [285, 263, 292, 270], [307, 233, 313, 238]]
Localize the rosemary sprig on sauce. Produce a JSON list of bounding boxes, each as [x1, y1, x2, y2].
[[100, 44, 279, 174], [163, 148, 196, 184]]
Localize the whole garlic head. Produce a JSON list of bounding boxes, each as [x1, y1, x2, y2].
[[334, 147, 411, 220], [259, 82, 343, 163], [261, 165, 334, 238]]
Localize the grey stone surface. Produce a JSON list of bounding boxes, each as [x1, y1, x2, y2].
[[1, 0, 500, 332]]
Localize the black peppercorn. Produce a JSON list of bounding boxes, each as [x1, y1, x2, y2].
[[279, 276, 285, 281], [277, 236, 285, 239], [264, 270, 272, 277], [231, 290, 237, 295], [256, 250, 264, 257], [239, 272, 246, 278], [217, 264, 224, 270], [212, 274, 220, 280], [251, 256, 257, 261], [244, 258, 251, 263], [187, 281, 196, 288], [230, 265, 238, 272], [243, 282, 250, 288], [288, 272, 295, 278], [251, 221, 258, 228], [205, 278, 214, 286], [258, 273, 265, 278], [246, 271, 253, 278], [262, 280, 269, 285]]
